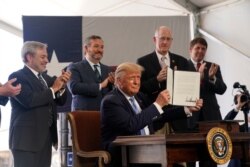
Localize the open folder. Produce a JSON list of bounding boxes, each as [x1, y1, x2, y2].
[[167, 67, 200, 106]]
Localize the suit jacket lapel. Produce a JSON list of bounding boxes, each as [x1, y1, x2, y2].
[[188, 59, 196, 71], [151, 51, 162, 73], [115, 88, 136, 115], [81, 58, 100, 82], [23, 66, 46, 90]]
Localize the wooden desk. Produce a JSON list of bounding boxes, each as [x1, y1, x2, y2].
[[113, 132, 250, 167], [113, 135, 166, 167]]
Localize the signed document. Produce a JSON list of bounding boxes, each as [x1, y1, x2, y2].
[[167, 68, 200, 106]]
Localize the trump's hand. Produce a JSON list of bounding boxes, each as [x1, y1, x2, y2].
[[155, 89, 171, 108], [187, 99, 203, 112]]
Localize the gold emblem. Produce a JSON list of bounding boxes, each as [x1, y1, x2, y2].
[[206, 127, 233, 164]]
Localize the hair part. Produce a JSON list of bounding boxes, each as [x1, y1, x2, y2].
[[84, 35, 103, 46], [154, 26, 171, 37], [21, 41, 47, 63], [190, 37, 208, 49], [115, 62, 144, 81]]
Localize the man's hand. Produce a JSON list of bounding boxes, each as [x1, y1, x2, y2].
[[155, 89, 171, 108], [235, 94, 248, 111], [157, 66, 168, 82], [198, 63, 206, 80], [187, 99, 203, 112], [0, 78, 21, 97], [108, 72, 115, 84], [208, 63, 218, 79], [51, 70, 71, 92]]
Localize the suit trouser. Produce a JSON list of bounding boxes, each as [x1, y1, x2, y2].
[[11, 133, 52, 167]]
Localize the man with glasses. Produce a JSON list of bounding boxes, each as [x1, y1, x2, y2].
[[137, 26, 189, 135]]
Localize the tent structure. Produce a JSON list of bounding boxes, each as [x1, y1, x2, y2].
[[1, 0, 249, 123], [0, 0, 250, 167]]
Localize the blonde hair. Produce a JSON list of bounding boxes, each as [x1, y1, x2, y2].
[[115, 62, 144, 81]]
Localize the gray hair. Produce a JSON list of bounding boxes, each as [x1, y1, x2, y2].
[[84, 35, 103, 46], [154, 26, 172, 37], [21, 41, 47, 63]]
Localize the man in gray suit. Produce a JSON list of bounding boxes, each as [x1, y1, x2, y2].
[[67, 35, 114, 111], [8, 41, 71, 167], [0, 78, 21, 127]]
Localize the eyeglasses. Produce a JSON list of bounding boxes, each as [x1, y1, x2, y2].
[[156, 36, 173, 42]]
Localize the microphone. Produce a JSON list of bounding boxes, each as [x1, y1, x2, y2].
[[233, 82, 246, 89]]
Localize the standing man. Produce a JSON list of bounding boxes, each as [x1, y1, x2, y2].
[[137, 26, 188, 103], [101, 62, 203, 167], [137, 26, 189, 132], [186, 37, 227, 167], [8, 41, 71, 167], [67, 35, 114, 111], [0, 79, 21, 127]]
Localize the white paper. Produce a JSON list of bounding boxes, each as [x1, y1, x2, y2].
[[167, 67, 173, 104], [167, 70, 200, 106]]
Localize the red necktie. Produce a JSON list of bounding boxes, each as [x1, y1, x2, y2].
[[196, 62, 204, 86], [197, 62, 201, 71]]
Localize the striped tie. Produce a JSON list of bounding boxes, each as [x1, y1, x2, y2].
[[38, 73, 53, 126]]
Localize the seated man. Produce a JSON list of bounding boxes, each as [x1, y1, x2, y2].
[[224, 93, 250, 167], [101, 62, 203, 167]]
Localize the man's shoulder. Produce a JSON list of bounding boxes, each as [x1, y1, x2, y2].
[[137, 51, 156, 62], [169, 52, 186, 60], [102, 89, 120, 104], [100, 63, 111, 69], [9, 67, 26, 78]]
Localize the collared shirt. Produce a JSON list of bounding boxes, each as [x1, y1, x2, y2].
[[190, 58, 203, 71], [25, 65, 55, 99], [156, 50, 170, 68], [118, 88, 154, 135], [190, 58, 216, 83], [85, 57, 101, 75], [85, 57, 102, 90]]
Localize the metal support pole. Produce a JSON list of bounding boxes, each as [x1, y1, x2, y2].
[[59, 112, 71, 167]]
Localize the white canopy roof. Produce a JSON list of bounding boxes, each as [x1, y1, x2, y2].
[[0, 0, 228, 31]]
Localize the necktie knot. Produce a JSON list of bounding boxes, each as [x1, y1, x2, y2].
[[160, 56, 168, 67], [38, 73, 47, 89], [197, 62, 201, 71], [93, 65, 101, 82]]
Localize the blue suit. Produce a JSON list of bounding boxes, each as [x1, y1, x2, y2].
[[101, 88, 187, 166], [67, 58, 113, 111], [8, 66, 67, 167]]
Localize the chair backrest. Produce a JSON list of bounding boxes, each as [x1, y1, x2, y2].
[[68, 111, 102, 152]]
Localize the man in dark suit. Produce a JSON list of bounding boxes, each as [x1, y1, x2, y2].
[[137, 26, 189, 133], [137, 26, 188, 103], [186, 37, 227, 167], [101, 62, 203, 167], [8, 41, 71, 167], [0, 78, 21, 127], [67, 35, 114, 111]]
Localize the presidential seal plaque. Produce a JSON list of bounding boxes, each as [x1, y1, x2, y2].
[[206, 127, 233, 164]]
